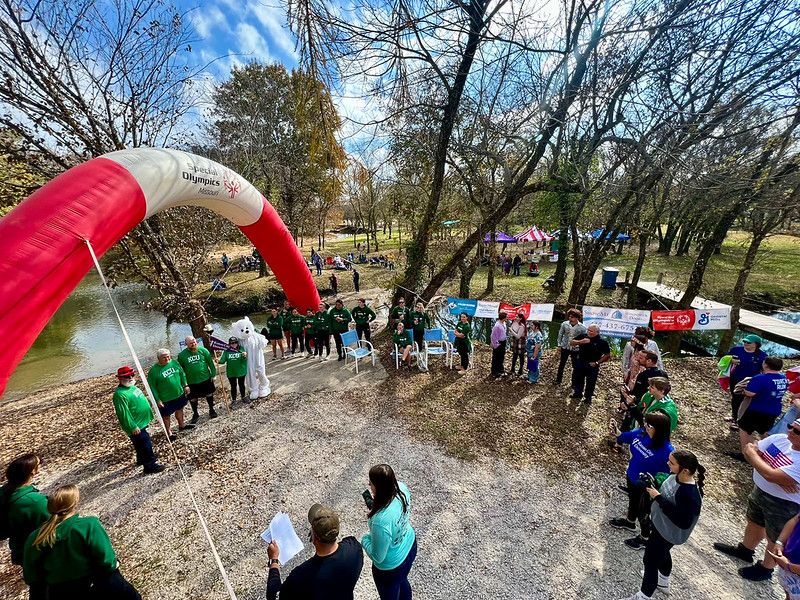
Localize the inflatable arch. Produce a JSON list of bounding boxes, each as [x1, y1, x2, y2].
[[0, 148, 320, 397]]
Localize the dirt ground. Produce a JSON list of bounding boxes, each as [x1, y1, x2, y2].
[[0, 349, 790, 599]]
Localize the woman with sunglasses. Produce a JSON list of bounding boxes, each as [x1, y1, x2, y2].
[[362, 464, 416, 600], [609, 411, 674, 550], [219, 337, 248, 403], [620, 449, 704, 600]]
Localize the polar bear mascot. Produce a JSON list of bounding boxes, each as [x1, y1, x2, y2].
[[232, 316, 271, 399]]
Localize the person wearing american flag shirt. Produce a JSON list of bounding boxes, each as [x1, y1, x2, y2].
[[714, 418, 800, 583]]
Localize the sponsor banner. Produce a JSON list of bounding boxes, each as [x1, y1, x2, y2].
[[651, 310, 695, 331], [447, 297, 477, 316], [500, 302, 531, 319], [652, 308, 730, 331], [583, 306, 651, 338], [529, 303, 555, 322], [475, 300, 501, 319], [499, 302, 555, 322]]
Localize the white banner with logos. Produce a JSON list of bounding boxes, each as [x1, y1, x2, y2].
[[474, 300, 501, 319], [583, 306, 651, 338]]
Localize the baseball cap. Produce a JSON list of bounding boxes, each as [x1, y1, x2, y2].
[[308, 504, 339, 543], [742, 334, 763, 345], [116, 366, 135, 378]]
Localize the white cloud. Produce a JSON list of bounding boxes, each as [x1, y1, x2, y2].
[[235, 22, 274, 63], [189, 6, 229, 39], [248, 2, 298, 60]]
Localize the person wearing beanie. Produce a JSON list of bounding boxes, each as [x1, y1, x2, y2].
[[111, 366, 165, 475], [266, 504, 363, 600]]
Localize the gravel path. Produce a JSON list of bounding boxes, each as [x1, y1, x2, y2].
[[0, 356, 785, 599]]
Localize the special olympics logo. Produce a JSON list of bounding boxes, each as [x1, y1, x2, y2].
[[677, 314, 692, 326], [223, 170, 241, 199]]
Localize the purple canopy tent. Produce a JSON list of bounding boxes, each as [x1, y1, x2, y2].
[[483, 231, 517, 243]]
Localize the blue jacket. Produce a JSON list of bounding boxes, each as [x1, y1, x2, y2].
[[617, 429, 673, 483]]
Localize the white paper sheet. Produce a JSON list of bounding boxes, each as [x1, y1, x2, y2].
[[260, 512, 304, 565]]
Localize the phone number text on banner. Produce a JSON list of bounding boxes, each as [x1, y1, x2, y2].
[[651, 308, 731, 331], [583, 306, 651, 338]]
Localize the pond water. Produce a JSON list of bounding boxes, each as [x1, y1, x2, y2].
[[4, 276, 798, 401]]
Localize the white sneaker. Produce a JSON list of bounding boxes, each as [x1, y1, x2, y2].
[[639, 570, 670, 592], [619, 592, 652, 600]]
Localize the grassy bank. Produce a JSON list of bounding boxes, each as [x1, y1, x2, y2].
[[199, 231, 800, 315]]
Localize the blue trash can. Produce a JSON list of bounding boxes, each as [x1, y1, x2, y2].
[[601, 267, 619, 289]]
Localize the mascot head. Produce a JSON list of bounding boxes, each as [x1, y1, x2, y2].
[[232, 316, 255, 340]]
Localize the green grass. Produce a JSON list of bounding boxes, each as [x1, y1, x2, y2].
[[203, 230, 800, 314]]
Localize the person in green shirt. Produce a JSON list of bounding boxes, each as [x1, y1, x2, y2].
[[288, 308, 307, 356], [329, 299, 353, 361], [640, 377, 680, 432], [112, 366, 164, 475], [1, 454, 49, 570], [281, 300, 293, 348], [453, 312, 472, 373], [219, 336, 248, 403], [313, 302, 331, 360], [147, 348, 191, 442], [263, 307, 287, 361], [351, 298, 377, 342], [390, 298, 410, 331], [409, 301, 431, 351], [178, 336, 219, 422], [23, 485, 140, 599], [304, 308, 317, 357], [393, 322, 414, 368]]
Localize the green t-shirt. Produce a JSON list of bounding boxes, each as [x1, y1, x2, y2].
[[390, 305, 410, 326], [409, 311, 430, 332], [177, 346, 217, 385], [289, 315, 306, 335], [146, 360, 187, 403], [313, 311, 331, 333], [304, 315, 317, 336], [112, 385, 154, 436], [1, 485, 49, 565], [352, 305, 377, 325], [219, 350, 247, 378], [393, 330, 413, 347], [455, 321, 472, 351], [23, 514, 117, 585], [329, 307, 352, 333], [265, 315, 284, 337], [280, 307, 293, 330], [641, 393, 680, 432]]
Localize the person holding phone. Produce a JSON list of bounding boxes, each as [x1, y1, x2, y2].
[[362, 464, 416, 600], [619, 450, 704, 600]]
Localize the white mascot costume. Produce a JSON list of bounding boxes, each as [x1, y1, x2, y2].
[[232, 317, 271, 399]]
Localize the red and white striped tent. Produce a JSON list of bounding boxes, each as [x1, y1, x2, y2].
[[515, 226, 554, 242]]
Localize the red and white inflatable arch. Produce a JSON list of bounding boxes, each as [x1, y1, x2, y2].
[[0, 148, 320, 397]]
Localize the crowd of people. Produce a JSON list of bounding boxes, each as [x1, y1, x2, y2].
[[4, 290, 800, 599]]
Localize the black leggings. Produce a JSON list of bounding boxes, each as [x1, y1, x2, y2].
[[356, 323, 371, 342], [641, 529, 673, 597], [315, 332, 330, 356], [455, 340, 469, 369], [45, 569, 141, 600], [305, 333, 314, 353], [333, 331, 344, 357], [556, 349, 576, 383], [510, 350, 525, 375], [413, 329, 424, 350], [228, 376, 245, 402], [291, 332, 304, 353], [626, 476, 653, 538]]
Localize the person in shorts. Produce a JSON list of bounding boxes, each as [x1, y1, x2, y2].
[[738, 356, 789, 449], [177, 336, 218, 423], [146, 348, 193, 441], [714, 419, 800, 582]]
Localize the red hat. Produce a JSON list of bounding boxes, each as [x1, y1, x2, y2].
[[116, 366, 135, 378]]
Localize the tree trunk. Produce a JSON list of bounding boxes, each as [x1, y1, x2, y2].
[[457, 251, 479, 298], [716, 232, 766, 355], [552, 198, 571, 292], [485, 236, 497, 296], [658, 219, 678, 254], [626, 229, 651, 308]]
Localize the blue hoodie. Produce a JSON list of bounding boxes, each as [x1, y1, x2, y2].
[[617, 429, 673, 483]]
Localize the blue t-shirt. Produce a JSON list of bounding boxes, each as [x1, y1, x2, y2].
[[361, 482, 415, 571], [746, 372, 788, 416], [617, 429, 674, 483], [729, 346, 767, 386]]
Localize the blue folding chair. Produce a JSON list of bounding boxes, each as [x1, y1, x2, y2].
[[423, 329, 451, 369], [341, 329, 375, 374]]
